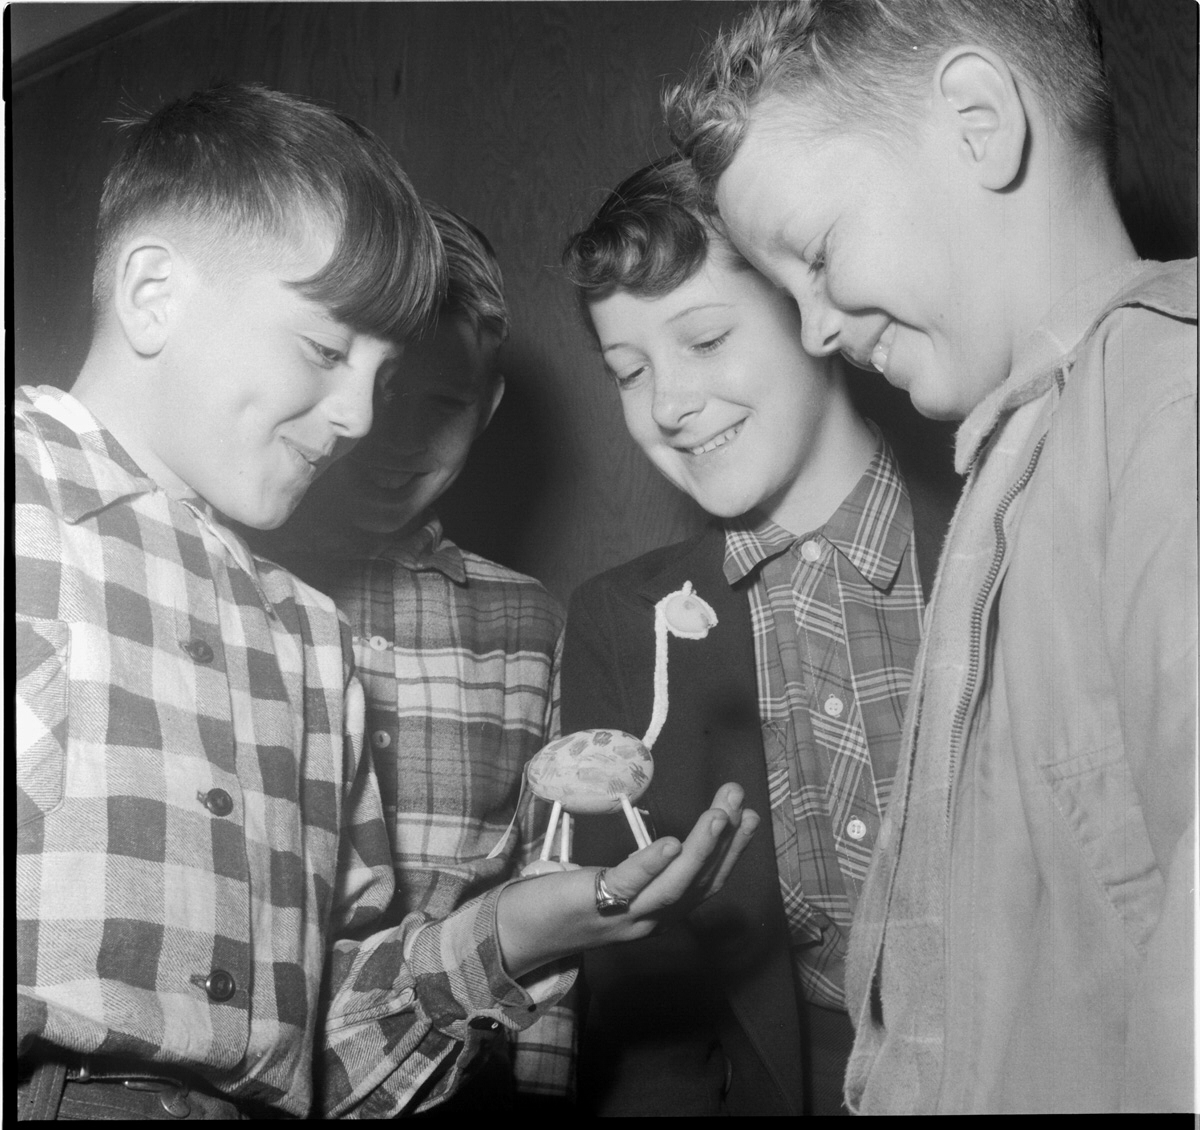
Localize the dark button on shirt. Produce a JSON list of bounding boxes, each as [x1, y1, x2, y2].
[[204, 970, 236, 1002], [199, 788, 233, 817], [182, 639, 214, 664]]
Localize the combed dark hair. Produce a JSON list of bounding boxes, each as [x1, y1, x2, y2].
[[426, 203, 509, 343], [562, 156, 744, 313], [94, 82, 445, 341], [666, 0, 1115, 203]]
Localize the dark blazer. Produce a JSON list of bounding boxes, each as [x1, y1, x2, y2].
[[563, 476, 954, 1116]]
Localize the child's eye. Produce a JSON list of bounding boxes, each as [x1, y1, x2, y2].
[[807, 237, 829, 274], [693, 332, 729, 355], [612, 366, 647, 391], [305, 338, 346, 369]]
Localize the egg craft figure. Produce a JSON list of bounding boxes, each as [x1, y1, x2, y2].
[[521, 582, 718, 875]]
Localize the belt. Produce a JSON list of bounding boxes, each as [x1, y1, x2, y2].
[[18, 1052, 246, 1120]]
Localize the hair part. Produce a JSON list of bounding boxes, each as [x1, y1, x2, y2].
[[665, 0, 1115, 203], [425, 203, 510, 344], [562, 156, 751, 325], [93, 82, 446, 342]]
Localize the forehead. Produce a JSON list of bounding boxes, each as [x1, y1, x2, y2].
[[394, 316, 497, 395]]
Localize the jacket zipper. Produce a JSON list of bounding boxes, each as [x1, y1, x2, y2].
[[945, 433, 1048, 826]]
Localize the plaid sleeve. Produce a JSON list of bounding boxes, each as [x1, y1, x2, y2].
[[317, 884, 575, 1117], [320, 672, 574, 1118], [508, 631, 578, 1100]]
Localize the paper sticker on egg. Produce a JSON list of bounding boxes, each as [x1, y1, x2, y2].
[[526, 729, 653, 814]]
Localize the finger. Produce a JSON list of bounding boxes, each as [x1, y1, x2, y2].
[[614, 805, 733, 911], [704, 807, 760, 895], [708, 782, 745, 822], [600, 836, 682, 900]]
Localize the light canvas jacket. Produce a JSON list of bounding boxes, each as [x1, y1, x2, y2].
[[844, 259, 1197, 1114]]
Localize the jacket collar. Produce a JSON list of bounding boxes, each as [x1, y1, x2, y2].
[[956, 258, 1197, 474]]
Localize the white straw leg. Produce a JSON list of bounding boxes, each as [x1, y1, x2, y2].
[[559, 811, 572, 863], [541, 800, 562, 860], [620, 793, 651, 850]]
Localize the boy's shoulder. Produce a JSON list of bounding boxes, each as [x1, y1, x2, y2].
[[452, 541, 566, 626], [1097, 258, 1196, 329], [1083, 258, 1197, 404]]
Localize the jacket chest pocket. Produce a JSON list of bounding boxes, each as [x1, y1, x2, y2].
[[16, 617, 69, 827]]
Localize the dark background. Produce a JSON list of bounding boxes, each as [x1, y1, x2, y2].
[[10, 1, 1197, 603]]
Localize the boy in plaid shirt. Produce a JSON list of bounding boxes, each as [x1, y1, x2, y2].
[[256, 205, 577, 1109], [15, 85, 757, 1120], [559, 157, 955, 1116]]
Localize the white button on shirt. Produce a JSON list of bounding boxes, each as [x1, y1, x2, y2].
[[368, 635, 389, 652], [800, 539, 822, 563], [823, 695, 845, 718], [847, 817, 868, 841]]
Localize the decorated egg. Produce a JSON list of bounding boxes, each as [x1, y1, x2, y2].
[[526, 729, 654, 814]]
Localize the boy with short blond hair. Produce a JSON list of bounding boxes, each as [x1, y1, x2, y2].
[[560, 156, 955, 1115], [668, 0, 1196, 1113]]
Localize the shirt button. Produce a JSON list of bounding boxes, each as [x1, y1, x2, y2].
[[823, 695, 845, 718], [368, 635, 389, 652], [199, 788, 233, 817], [800, 539, 822, 563], [372, 730, 392, 750], [847, 817, 868, 842], [182, 638, 214, 664], [468, 1017, 501, 1032], [204, 970, 236, 1002]]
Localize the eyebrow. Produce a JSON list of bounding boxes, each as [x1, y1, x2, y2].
[[600, 302, 734, 355]]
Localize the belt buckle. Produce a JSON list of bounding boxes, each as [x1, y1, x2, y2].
[[122, 1078, 192, 1118]]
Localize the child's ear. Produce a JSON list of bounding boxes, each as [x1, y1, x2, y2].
[[112, 239, 177, 356], [934, 47, 1027, 192], [476, 373, 506, 437]]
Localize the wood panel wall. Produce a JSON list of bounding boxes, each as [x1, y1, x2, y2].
[[11, 1, 1197, 603]]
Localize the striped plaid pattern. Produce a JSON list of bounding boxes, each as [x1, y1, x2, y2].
[[286, 516, 576, 1099], [724, 437, 924, 1010], [15, 386, 572, 1118]]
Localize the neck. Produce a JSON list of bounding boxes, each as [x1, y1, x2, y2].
[[71, 338, 190, 495], [764, 377, 877, 537], [1005, 158, 1139, 348]]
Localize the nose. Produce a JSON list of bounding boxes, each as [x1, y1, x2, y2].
[[791, 276, 844, 358], [325, 345, 394, 442], [650, 361, 704, 431]]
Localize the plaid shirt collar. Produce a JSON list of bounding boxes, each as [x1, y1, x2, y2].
[[30, 386, 167, 523], [369, 513, 467, 584], [722, 433, 912, 594], [28, 385, 267, 592]]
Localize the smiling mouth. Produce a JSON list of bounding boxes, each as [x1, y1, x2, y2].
[[869, 322, 897, 374], [364, 466, 423, 491], [283, 438, 333, 477], [685, 421, 745, 456]]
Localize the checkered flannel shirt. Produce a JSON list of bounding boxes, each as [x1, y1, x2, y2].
[[723, 434, 924, 1010], [14, 386, 573, 1118], [279, 515, 576, 1100]]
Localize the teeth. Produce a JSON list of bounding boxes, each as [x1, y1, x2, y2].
[[871, 322, 897, 373], [689, 423, 743, 456]]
